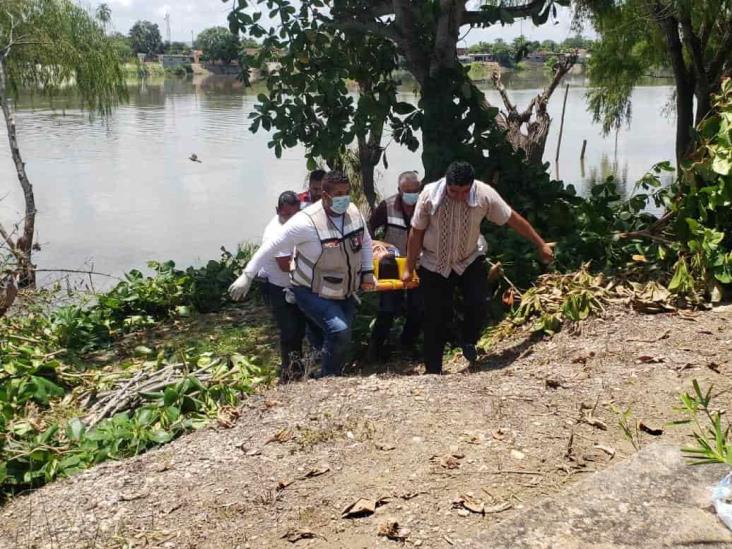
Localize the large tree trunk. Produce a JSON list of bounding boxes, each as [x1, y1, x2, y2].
[[657, 12, 696, 164], [0, 57, 37, 287]]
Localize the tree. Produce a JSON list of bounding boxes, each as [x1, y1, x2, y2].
[[578, 1, 732, 164], [128, 20, 163, 55], [0, 0, 127, 303], [195, 26, 240, 64], [110, 32, 133, 62], [165, 41, 191, 54], [95, 3, 111, 33], [541, 39, 558, 52], [492, 53, 577, 163], [228, 0, 568, 183]]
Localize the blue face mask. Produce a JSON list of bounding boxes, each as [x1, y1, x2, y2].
[[402, 192, 419, 206], [329, 195, 350, 215]]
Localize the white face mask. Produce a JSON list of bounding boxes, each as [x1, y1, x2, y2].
[[402, 192, 419, 206], [329, 195, 350, 215]]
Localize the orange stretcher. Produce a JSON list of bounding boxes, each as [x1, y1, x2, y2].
[[372, 256, 420, 291]]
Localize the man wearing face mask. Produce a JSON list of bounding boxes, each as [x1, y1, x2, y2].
[[229, 171, 375, 377], [366, 170, 423, 360], [402, 161, 554, 375]]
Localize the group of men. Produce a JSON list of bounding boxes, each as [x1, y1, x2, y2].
[[229, 161, 554, 379]]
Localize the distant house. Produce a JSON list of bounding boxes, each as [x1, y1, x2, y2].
[[456, 47, 468, 56], [525, 51, 549, 63], [158, 54, 190, 69], [470, 53, 495, 63]]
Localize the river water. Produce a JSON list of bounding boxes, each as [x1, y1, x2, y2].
[[0, 74, 676, 283]]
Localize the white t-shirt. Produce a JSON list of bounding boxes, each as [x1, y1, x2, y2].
[[245, 209, 373, 284], [257, 215, 293, 288]]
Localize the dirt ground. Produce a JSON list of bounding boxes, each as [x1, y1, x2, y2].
[[2, 305, 732, 548]]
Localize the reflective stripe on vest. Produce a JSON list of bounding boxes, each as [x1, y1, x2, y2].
[[383, 194, 408, 255]]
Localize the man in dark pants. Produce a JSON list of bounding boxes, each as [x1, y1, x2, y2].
[[367, 170, 423, 360], [402, 161, 554, 374], [255, 191, 309, 381]]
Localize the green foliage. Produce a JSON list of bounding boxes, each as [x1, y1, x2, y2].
[[195, 26, 241, 64], [165, 41, 191, 55], [675, 380, 731, 466], [128, 20, 163, 55], [0, 246, 272, 498], [0, 0, 128, 115]]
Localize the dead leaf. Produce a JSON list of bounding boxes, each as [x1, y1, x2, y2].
[[302, 465, 330, 479], [264, 399, 282, 408], [593, 444, 616, 458], [244, 448, 261, 457], [342, 497, 389, 519], [375, 442, 396, 451], [636, 355, 665, 364], [460, 432, 481, 445], [266, 427, 293, 444], [631, 254, 647, 263], [377, 521, 411, 541], [217, 406, 240, 429], [281, 529, 321, 543], [638, 422, 663, 436], [432, 453, 462, 469], [453, 494, 485, 515]]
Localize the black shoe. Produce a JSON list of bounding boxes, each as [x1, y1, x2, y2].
[[462, 344, 478, 363]]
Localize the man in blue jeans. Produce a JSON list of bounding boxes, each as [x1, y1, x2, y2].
[[229, 171, 375, 377]]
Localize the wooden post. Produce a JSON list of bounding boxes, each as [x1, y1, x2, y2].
[[555, 83, 570, 166], [580, 139, 587, 160]]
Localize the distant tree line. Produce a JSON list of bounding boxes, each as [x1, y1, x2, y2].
[[467, 34, 594, 68]]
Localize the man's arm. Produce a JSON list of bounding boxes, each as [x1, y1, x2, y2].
[[506, 211, 554, 264], [402, 228, 425, 282]]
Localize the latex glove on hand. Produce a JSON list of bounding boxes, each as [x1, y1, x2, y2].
[[228, 272, 254, 301]]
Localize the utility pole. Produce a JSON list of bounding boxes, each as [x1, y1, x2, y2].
[[164, 12, 171, 45]]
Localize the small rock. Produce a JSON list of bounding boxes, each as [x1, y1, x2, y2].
[[510, 449, 525, 460], [457, 509, 470, 517]]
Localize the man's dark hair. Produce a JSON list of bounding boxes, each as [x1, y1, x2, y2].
[[322, 170, 350, 193], [277, 190, 300, 210], [445, 161, 475, 187], [309, 169, 326, 184]]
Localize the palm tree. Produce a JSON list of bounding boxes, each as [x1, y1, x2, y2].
[[96, 3, 111, 34]]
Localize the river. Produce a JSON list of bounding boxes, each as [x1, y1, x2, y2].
[[0, 73, 676, 284]]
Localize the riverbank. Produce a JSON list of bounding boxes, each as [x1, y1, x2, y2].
[[2, 303, 730, 547]]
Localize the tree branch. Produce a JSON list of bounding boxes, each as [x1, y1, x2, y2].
[[491, 70, 517, 114], [463, 0, 548, 26]]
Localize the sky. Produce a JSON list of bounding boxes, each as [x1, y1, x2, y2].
[[89, 1, 591, 45]]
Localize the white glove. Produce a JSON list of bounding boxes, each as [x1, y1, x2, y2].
[[228, 272, 254, 301]]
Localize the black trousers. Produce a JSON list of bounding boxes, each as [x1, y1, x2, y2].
[[266, 282, 307, 378], [370, 287, 423, 350], [419, 256, 488, 374]]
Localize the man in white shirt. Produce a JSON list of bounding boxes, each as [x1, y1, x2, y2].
[[402, 161, 554, 374], [257, 191, 310, 382], [230, 171, 375, 377]]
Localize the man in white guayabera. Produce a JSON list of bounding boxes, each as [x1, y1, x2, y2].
[[229, 171, 375, 377], [401, 161, 555, 374]]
